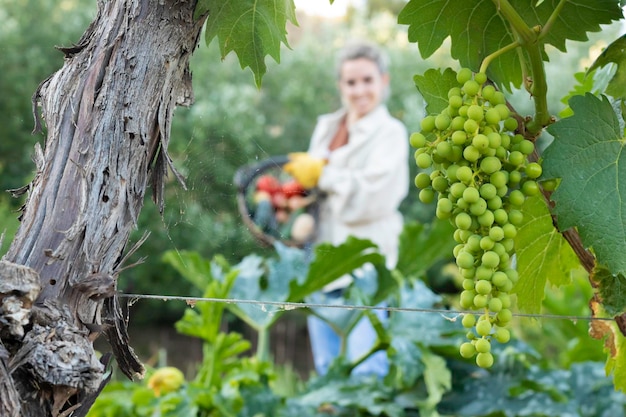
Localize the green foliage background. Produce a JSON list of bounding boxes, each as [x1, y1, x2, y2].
[[0, 0, 619, 371]]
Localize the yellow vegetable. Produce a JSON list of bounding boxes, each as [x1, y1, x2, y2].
[[147, 366, 185, 397]]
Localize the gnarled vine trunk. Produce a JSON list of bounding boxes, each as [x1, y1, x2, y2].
[[1, 1, 205, 415]]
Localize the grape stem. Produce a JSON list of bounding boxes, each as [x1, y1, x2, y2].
[[490, 0, 553, 134], [479, 41, 520, 75], [539, 0, 569, 41]]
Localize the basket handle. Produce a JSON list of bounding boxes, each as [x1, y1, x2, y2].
[[233, 155, 290, 192]]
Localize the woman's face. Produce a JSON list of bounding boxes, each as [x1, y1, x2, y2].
[[338, 57, 389, 121]]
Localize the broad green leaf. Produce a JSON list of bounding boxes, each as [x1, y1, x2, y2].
[[162, 250, 214, 291], [606, 324, 626, 393], [229, 243, 309, 330], [283, 375, 405, 417], [290, 236, 391, 302], [413, 68, 459, 115], [396, 219, 456, 279], [399, 0, 622, 90], [593, 265, 626, 315], [543, 93, 626, 276], [417, 351, 451, 417], [559, 71, 598, 118], [590, 301, 626, 392], [513, 196, 583, 313], [200, 0, 298, 86], [588, 34, 626, 99], [439, 353, 625, 416]]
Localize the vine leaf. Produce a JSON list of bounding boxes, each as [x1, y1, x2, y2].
[[198, 0, 298, 87], [398, 0, 622, 90], [588, 34, 626, 100], [543, 93, 626, 277], [592, 265, 626, 316], [589, 300, 626, 392], [514, 196, 583, 314], [413, 68, 458, 115]]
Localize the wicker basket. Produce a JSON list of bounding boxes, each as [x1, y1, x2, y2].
[[234, 156, 322, 248]]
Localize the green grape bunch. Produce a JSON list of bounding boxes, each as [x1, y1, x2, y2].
[[410, 68, 542, 368]]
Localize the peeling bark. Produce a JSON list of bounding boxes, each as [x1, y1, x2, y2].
[[1, 0, 206, 415]]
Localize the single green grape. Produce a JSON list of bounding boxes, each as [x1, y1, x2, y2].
[[481, 250, 500, 268], [467, 104, 484, 122], [473, 294, 488, 308], [435, 113, 451, 130], [463, 187, 480, 204], [484, 107, 501, 125], [456, 250, 475, 269], [481, 84, 496, 101], [518, 139, 535, 155], [490, 171, 508, 188], [416, 153, 433, 169], [421, 115, 436, 132], [494, 327, 511, 343], [476, 319, 492, 337], [474, 338, 491, 353], [457, 68, 473, 84], [474, 72, 487, 85], [525, 162, 543, 179], [522, 180, 540, 196], [455, 212, 473, 230], [480, 156, 502, 174], [410, 132, 427, 148], [460, 342, 476, 358], [463, 145, 480, 163], [463, 80, 480, 96], [419, 188, 435, 204], [504, 117, 518, 131], [491, 271, 509, 288], [464, 119, 479, 134], [462, 314, 477, 328], [476, 352, 494, 368], [477, 210, 495, 227], [488, 297, 503, 313], [508, 190, 525, 207], [456, 166, 474, 184], [475, 280, 492, 295], [414, 173, 431, 189], [451, 130, 467, 145], [496, 308, 513, 326], [449, 94, 464, 109]]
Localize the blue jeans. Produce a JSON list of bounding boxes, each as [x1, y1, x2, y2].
[[307, 304, 389, 377]]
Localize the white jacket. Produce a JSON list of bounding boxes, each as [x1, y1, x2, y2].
[[307, 105, 409, 283]]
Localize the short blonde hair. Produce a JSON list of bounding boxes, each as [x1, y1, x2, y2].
[[335, 41, 389, 80]]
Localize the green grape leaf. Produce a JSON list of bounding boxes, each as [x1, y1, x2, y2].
[[396, 219, 456, 279], [413, 68, 459, 115], [291, 236, 392, 302], [590, 301, 626, 392], [513, 196, 583, 314], [588, 34, 626, 99], [559, 71, 597, 118], [399, 0, 622, 90], [593, 265, 626, 316], [200, 0, 298, 86], [543, 93, 626, 276], [607, 329, 626, 393]]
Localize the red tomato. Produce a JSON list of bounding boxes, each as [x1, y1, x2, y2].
[[281, 179, 305, 198], [256, 175, 281, 194], [271, 192, 288, 209]]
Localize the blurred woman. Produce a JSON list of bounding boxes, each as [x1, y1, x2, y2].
[[284, 41, 409, 376]]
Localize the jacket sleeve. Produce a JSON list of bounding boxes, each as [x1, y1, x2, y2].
[[316, 120, 409, 224]]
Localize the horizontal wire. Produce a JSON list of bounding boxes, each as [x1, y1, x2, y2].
[[117, 292, 615, 322]]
